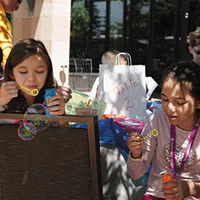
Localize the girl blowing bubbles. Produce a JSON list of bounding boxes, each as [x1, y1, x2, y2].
[[0, 38, 65, 117], [127, 61, 200, 200]]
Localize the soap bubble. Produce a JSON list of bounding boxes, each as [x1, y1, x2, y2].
[[17, 104, 52, 141], [18, 123, 36, 141], [23, 104, 51, 132]]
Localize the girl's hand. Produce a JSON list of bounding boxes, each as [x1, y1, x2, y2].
[[45, 94, 65, 116], [56, 86, 72, 103], [0, 81, 18, 106], [163, 181, 191, 200], [127, 132, 144, 158]]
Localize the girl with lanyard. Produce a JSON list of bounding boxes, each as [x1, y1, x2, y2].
[[127, 61, 200, 200]]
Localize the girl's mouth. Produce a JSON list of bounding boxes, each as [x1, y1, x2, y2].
[[168, 115, 177, 121], [27, 86, 37, 90]]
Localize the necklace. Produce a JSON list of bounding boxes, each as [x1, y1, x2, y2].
[[170, 118, 200, 181]]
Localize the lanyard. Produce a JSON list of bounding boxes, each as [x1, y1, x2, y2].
[[170, 118, 200, 181]]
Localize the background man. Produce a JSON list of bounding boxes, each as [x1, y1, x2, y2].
[[0, 0, 23, 66], [188, 29, 200, 66]]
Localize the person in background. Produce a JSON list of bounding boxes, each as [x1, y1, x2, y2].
[[188, 29, 200, 67], [0, 0, 23, 67], [101, 49, 127, 66], [127, 61, 200, 200], [89, 50, 128, 98]]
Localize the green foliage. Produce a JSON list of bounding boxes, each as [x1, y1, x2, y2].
[[70, 1, 102, 58], [70, 3, 90, 58], [71, 3, 90, 33]]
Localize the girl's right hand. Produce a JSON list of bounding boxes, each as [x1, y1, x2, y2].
[[127, 132, 144, 159], [0, 81, 18, 106]]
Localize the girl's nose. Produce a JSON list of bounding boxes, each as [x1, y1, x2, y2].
[[168, 102, 176, 112], [27, 72, 36, 81]]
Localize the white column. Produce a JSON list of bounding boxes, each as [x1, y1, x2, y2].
[[13, 0, 71, 86]]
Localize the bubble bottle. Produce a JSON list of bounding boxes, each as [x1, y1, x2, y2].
[[44, 88, 57, 117], [162, 174, 178, 200]]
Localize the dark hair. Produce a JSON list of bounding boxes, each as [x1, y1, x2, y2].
[[4, 38, 57, 113], [161, 61, 200, 111], [189, 29, 200, 47]]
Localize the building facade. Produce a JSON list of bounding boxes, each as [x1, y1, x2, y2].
[[13, 0, 71, 86]]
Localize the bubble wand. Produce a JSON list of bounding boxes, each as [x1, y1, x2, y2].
[[18, 82, 39, 96], [143, 129, 158, 140]]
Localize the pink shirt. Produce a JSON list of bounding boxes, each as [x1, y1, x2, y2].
[[127, 110, 200, 199]]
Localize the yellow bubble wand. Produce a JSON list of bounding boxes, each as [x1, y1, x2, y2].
[[18, 82, 39, 96], [143, 129, 158, 140]]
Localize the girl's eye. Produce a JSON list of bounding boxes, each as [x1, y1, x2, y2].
[[20, 71, 27, 74], [177, 102, 185, 105], [37, 71, 44, 73], [161, 98, 168, 102]]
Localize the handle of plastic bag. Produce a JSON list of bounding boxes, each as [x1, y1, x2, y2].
[[115, 52, 132, 65]]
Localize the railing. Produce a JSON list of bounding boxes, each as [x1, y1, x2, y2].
[[69, 72, 98, 92], [69, 58, 93, 73], [68, 58, 98, 92]]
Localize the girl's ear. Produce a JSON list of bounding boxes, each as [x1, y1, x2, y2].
[[9, 74, 15, 80], [197, 101, 200, 109], [188, 46, 193, 54]]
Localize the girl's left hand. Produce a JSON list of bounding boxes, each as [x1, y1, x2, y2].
[[163, 181, 190, 200], [45, 94, 65, 115], [56, 86, 72, 103]]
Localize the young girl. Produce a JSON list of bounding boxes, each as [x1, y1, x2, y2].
[[0, 38, 65, 117], [127, 61, 200, 200]]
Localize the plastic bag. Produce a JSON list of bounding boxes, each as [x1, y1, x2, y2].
[[65, 88, 107, 120]]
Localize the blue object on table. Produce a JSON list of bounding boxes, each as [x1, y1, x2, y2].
[[70, 118, 116, 146], [146, 100, 153, 110], [151, 100, 162, 111]]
